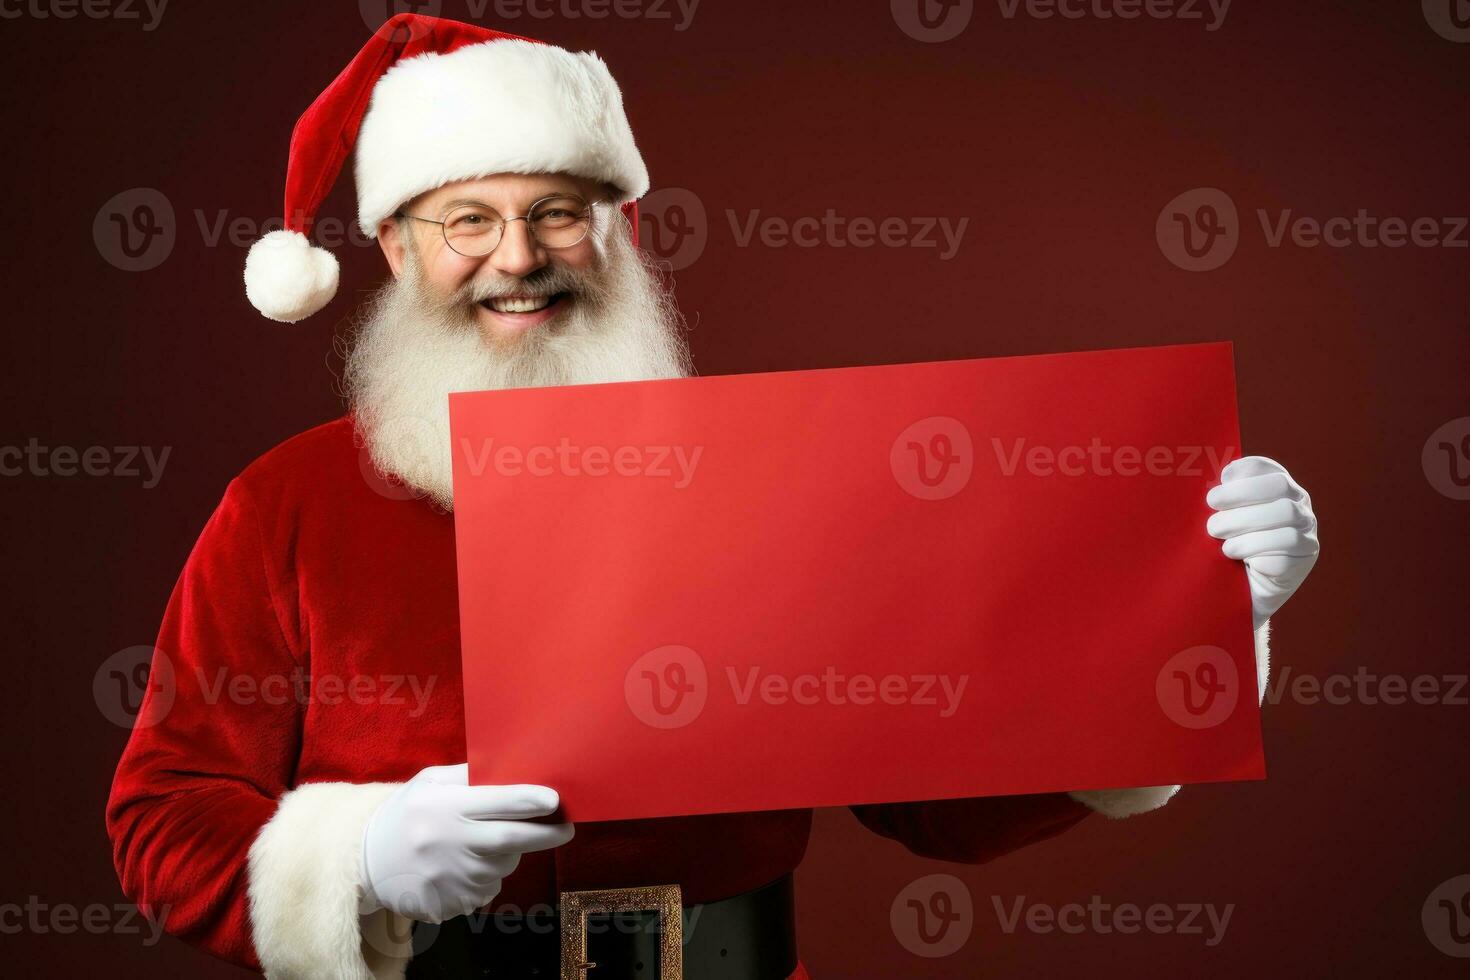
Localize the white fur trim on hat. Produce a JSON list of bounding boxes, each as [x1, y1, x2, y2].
[[244, 230, 341, 323], [354, 38, 649, 237], [1068, 620, 1272, 819], [247, 781, 411, 980]]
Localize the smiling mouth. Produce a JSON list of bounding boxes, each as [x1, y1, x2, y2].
[[479, 292, 570, 315]]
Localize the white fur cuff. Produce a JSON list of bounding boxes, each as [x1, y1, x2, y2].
[[1070, 620, 1273, 819], [1069, 783, 1183, 819], [1254, 619, 1271, 706], [248, 782, 411, 980]]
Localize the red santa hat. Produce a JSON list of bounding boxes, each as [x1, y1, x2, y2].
[[244, 13, 649, 323]]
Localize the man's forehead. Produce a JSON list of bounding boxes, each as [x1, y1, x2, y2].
[[412, 173, 601, 211]]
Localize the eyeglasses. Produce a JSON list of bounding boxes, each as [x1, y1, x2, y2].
[[395, 194, 600, 257]]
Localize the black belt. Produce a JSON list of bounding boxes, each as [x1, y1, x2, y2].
[[405, 874, 798, 980]]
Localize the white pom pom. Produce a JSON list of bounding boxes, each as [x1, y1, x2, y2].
[[243, 229, 340, 323]]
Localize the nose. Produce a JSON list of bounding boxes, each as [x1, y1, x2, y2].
[[483, 217, 547, 279]]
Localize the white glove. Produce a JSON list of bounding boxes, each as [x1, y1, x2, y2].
[[1206, 456, 1319, 630], [358, 763, 573, 922]]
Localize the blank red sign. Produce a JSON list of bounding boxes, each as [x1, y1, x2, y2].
[[452, 342, 1264, 822]]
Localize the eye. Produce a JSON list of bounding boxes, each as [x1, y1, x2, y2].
[[445, 205, 501, 231]]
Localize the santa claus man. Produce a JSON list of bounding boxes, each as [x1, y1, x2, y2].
[[106, 13, 1319, 980]]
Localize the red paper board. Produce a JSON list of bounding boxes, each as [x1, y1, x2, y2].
[[452, 342, 1264, 822]]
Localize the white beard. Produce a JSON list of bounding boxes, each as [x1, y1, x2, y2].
[[344, 218, 692, 510]]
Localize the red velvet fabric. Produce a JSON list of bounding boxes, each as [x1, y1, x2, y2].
[[105, 416, 1092, 973]]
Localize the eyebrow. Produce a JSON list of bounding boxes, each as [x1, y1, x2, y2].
[[436, 191, 584, 213]]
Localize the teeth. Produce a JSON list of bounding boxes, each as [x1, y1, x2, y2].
[[488, 294, 552, 313]]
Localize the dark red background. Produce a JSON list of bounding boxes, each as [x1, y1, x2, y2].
[[3, 0, 1466, 976]]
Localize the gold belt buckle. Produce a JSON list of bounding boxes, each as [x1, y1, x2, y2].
[[560, 883, 683, 980]]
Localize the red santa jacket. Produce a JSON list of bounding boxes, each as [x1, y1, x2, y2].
[[106, 415, 1130, 978]]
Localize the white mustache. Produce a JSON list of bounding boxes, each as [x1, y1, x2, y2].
[[458, 267, 600, 305]]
